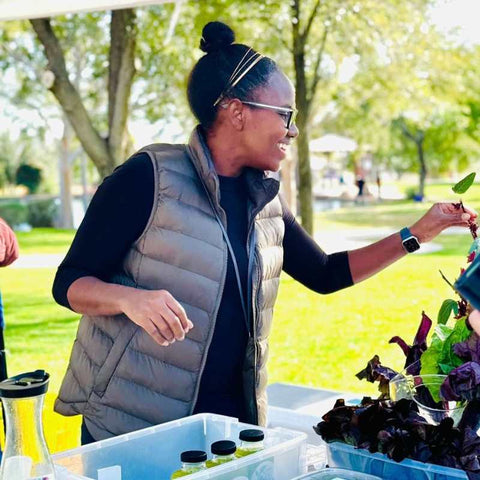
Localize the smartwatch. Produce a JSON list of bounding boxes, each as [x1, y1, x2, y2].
[[400, 227, 420, 253]]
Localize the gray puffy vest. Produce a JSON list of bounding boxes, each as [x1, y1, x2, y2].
[[54, 127, 284, 440]]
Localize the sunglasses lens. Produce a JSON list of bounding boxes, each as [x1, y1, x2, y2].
[[287, 110, 296, 129]]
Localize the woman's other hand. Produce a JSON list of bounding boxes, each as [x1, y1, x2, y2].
[[120, 289, 194, 347], [410, 202, 477, 244]]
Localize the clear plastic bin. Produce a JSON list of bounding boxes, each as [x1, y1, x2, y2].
[[292, 467, 381, 479], [267, 406, 327, 471], [326, 442, 468, 480], [53, 413, 307, 480]]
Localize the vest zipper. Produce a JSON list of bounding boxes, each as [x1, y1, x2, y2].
[[246, 215, 261, 425]]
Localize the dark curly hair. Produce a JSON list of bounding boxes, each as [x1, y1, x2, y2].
[[187, 21, 279, 129]]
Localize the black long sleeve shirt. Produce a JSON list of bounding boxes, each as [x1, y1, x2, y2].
[[53, 153, 353, 424]]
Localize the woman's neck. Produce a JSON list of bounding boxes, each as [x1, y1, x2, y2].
[[205, 129, 245, 177]]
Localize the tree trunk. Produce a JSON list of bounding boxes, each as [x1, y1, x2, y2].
[[30, 18, 115, 177], [30, 9, 137, 180], [397, 119, 427, 200], [292, 2, 313, 234], [58, 117, 75, 229], [417, 140, 427, 199], [295, 113, 313, 234], [108, 9, 137, 163]]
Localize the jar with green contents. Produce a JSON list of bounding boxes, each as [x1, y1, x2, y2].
[[236, 429, 264, 457], [206, 440, 237, 468], [171, 450, 208, 478]]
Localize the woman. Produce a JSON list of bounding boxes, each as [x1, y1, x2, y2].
[[52, 21, 475, 444]]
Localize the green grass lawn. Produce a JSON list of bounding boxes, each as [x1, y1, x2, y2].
[[1, 192, 475, 452], [316, 182, 480, 231], [15, 228, 76, 254]]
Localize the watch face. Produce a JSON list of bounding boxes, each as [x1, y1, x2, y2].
[[403, 237, 420, 253]]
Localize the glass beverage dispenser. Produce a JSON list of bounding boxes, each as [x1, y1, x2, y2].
[[0, 369, 55, 480]]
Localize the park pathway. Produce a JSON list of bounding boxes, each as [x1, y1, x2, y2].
[[11, 226, 467, 269]]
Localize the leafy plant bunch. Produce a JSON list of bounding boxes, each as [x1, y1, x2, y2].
[[314, 397, 480, 479], [316, 173, 480, 479], [358, 172, 480, 405]]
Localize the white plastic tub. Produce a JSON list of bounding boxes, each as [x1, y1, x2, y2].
[[292, 467, 381, 479], [326, 442, 468, 480], [53, 413, 307, 480]]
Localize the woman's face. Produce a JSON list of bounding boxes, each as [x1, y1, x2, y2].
[[241, 70, 299, 172]]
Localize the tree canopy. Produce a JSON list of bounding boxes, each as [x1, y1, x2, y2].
[[1, 0, 480, 230]]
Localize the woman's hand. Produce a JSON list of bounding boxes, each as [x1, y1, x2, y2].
[[468, 309, 480, 337], [119, 289, 193, 347], [410, 202, 477, 244]]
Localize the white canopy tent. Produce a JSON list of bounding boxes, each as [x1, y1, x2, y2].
[[0, 0, 178, 21], [309, 133, 357, 154]]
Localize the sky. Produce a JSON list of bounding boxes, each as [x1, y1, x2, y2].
[[430, 0, 480, 45], [2, 0, 480, 148]]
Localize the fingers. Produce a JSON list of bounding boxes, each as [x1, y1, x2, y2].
[[144, 291, 194, 345], [164, 294, 193, 331], [122, 289, 194, 347], [160, 308, 186, 341], [144, 319, 171, 347], [441, 202, 477, 219]]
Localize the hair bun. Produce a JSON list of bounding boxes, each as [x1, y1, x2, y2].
[[200, 22, 235, 53]]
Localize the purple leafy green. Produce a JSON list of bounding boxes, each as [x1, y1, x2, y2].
[[314, 397, 480, 477], [441, 362, 480, 402], [355, 355, 398, 398], [454, 332, 480, 364], [389, 311, 432, 375]]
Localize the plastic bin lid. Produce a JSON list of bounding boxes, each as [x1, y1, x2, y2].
[[0, 370, 49, 398], [292, 467, 382, 479]]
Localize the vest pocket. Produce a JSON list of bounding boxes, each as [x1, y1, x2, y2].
[[92, 318, 139, 398]]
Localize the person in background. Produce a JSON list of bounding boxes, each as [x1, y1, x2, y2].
[[376, 173, 382, 199], [0, 218, 19, 329], [52, 21, 476, 444]]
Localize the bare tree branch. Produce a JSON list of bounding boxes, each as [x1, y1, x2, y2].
[[30, 17, 114, 176], [302, 0, 321, 42], [397, 118, 424, 144], [307, 24, 329, 110], [291, 0, 301, 53], [164, 0, 184, 45]]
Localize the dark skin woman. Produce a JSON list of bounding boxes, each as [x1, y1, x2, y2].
[[53, 22, 476, 443]]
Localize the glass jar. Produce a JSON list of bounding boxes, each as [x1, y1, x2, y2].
[[206, 440, 236, 467], [236, 429, 264, 458], [171, 450, 207, 478]]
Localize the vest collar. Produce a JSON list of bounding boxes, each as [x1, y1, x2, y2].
[[186, 126, 280, 215]]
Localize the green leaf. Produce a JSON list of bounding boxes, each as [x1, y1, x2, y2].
[[438, 319, 471, 373], [420, 343, 442, 376], [452, 172, 476, 194], [437, 299, 457, 325], [438, 363, 455, 374]]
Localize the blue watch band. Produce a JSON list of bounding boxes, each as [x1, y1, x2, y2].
[[400, 227, 420, 252], [400, 227, 413, 241]]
